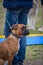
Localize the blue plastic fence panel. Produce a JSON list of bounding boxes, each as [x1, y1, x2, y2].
[[0, 36, 43, 46], [26, 36, 43, 46]]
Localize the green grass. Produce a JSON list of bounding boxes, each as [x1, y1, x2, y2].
[[26, 45, 43, 60]]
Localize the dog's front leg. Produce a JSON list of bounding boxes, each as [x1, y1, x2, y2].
[[0, 59, 4, 65], [8, 55, 14, 65]]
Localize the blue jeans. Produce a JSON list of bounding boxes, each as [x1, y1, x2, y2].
[[4, 8, 29, 65]]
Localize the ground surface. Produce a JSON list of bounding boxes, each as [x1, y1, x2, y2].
[[24, 45, 43, 65], [24, 59, 43, 65]]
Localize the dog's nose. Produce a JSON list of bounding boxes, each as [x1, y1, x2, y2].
[[23, 29, 30, 36]]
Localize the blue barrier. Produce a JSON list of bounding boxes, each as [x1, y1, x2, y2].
[[26, 36, 43, 46], [0, 38, 5, 42], [0, 35, 43, 46]]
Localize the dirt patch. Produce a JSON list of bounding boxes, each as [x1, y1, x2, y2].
[[24, 58, 43, 65]]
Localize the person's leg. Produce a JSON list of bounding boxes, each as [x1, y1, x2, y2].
[[12, 8, 29, 65], [18, 8, 29, 25], [18, 36, 26, 65], [18, 8, 29, 65], [38, 0, 43, 31], [4, 9, 22, 37]]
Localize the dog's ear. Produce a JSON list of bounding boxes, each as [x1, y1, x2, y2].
[[12, 24, 18, 30]]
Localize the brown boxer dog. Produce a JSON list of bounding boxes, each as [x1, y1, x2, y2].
[[0, 24, 29, 65]]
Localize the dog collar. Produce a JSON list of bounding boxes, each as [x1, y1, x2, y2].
[[11, 32, 20, 38]]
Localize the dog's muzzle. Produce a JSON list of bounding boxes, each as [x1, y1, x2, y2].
[[23, 29, 29, 36]]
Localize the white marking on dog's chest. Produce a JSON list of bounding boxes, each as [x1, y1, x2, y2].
[[16, 39, 20, 54], [18, 39, 20, 50], [4, 60, 8, 65]]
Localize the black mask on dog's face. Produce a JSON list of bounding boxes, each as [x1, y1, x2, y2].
[[23, 29, 30, 36], [21, 26, 30, 36]]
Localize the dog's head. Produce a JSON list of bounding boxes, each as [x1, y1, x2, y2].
[[12, 24, 29, 37]]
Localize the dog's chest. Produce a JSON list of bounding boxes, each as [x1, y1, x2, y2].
[[16, 39, 20, 54], [8, 38, 20, 56]]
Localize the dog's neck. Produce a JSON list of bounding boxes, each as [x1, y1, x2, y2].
[[11, 30, 22, 39], [8, 32, 20, 43], [11, 32, 20, 38]]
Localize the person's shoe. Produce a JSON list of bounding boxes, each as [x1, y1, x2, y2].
[[38, 26, 43, 31]]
